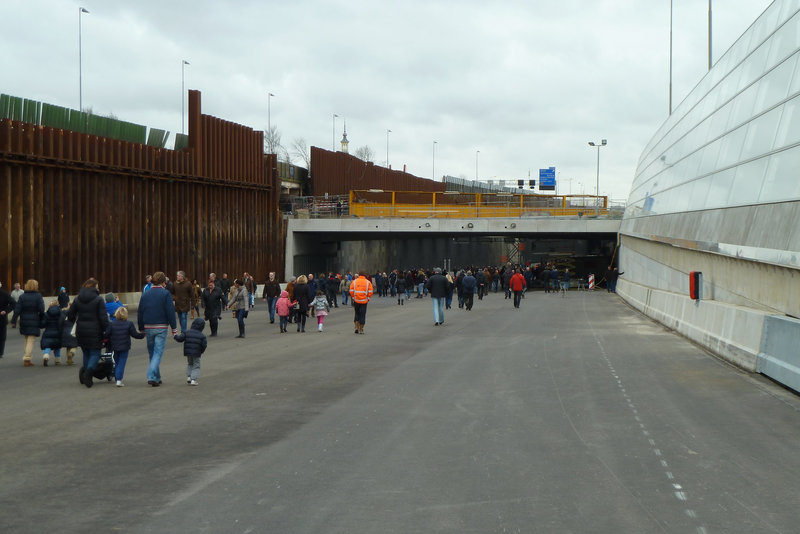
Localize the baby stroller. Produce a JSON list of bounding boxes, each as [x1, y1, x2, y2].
[[78, 346, 115, 384]]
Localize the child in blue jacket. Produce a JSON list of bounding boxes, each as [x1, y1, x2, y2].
[[104, 307, 144, 387]]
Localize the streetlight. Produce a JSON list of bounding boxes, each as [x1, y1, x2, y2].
[[332, 114, 338, 151], [181, 60, 190, 134], [386, 129, 392, 168], [78, 7, 89, 112], [588, 139, 607, 214], [268, 92, 275, 139], [475, 150, 480, 181], [432, 141, 437, 181]]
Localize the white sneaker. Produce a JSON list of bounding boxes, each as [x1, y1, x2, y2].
[[318, 324, 323, 331], [190, 380, 199, 386], [115, 380, 124, 387], [186, 377, 191, 384]]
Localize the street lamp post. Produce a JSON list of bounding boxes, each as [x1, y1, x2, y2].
[[386, 129, 392, 168], [588, 139, 607, 215], [332, 114, 338, 151], [78, 7, 89, 112], [268, 92, 275, 144], [475, 150, 480, 181], [432, 141, 437, 181], [181, 60, 190, 134]]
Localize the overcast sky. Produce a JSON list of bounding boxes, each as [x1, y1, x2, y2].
[[2, 0, 773, 201]]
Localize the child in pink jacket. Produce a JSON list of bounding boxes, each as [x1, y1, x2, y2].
[[275, 290, 296, 333]]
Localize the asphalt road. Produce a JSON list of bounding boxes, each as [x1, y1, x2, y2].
[[2, 290, 800, 533]]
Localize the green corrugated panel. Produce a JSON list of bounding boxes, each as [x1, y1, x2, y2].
[[174, 133, 189, 150], [0, 94, 10, 119], [23, 99, 41, 124], [146, 128, 169, 148], [10, 96, 23, 121]]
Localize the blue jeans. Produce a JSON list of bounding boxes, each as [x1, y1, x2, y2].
[[267, 296, 277, 322], [43, 348, 61, 359], [417, 282, 424, 296], [405, 288, 411, 300], [81, 348, 101, 372], [114, 350, 129, 381], [432, 297, 445, 324], [145, 328, 168, 382], [178, 311, 188, 333], [341, 291, 349, 305]]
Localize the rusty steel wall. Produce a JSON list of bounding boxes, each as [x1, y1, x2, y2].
[[310, 147, 446, 196], [0, 90, 284, 295]]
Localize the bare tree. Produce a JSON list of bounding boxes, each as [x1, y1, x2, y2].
[[264, 125, 283, 155], [354, 145, 375, 162], [291, 138, 311, 169]]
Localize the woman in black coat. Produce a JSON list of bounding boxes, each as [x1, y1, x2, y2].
[[67, 278, 110, 387], [13, 279, 45, 367], [292, 275, 311, 333]]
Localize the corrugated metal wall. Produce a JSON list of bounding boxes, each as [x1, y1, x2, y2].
[[310, 147, 445, 196], [0, 90, 283, 294]]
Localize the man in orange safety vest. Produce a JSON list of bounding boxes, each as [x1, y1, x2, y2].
[[349, 271, 374, 334]]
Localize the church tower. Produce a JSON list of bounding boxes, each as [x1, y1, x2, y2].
[[340, 119, 349, 154]]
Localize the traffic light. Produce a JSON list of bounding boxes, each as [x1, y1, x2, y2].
[[517, 179, 524, 188], [529, 180, 535, 189]]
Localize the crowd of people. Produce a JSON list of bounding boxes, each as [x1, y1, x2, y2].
[[0, 262, 620, 388]]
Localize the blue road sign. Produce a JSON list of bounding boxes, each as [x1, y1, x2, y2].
[[539, 167, 556, 190]]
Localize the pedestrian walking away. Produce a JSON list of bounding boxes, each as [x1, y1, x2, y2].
[[174, 318, 208, 385], [509, 268, 527, 308], [292, 275, 312, 333], [227, 279, 249, 338], [137, 271, 178, 386], [460, 270, 477, 312], [0, 282, 15, 359], [425, 267, 452, 325], [311, 290, 330, 332], [275, 290, 296, 333], [349, 271, 374, 334], [13, 279, 46, 367], [67, 278, 110, 387], [40, 301, 65, 366], [105, 307, 145, 386]]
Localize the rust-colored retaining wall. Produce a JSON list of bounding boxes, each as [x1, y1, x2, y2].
[[0, 90, 283, 294], [310, 147, 446, 196]]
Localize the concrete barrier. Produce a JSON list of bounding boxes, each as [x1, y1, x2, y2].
[[617, 279, 766, 372], [757, 315, 800, 393]]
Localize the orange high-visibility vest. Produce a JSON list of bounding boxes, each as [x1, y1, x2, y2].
[[349, 276, 373, 304]]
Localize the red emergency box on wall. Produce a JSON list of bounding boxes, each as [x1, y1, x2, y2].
[[689, 271, 702, 300]]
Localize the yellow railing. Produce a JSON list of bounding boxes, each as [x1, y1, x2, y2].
[[348, 190, 608, 218]]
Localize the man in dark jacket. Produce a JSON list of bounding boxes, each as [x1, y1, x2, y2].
[[0, 282, 14, 359], [171, 271, 193, 332], [261, 272, 281, 324], [202, 280, 227, 336], [137, 271, 177, 386], [460, 270, 477, 311], [174, 317, 208, 385], [425, 267, 453, 326], [67, 278, 110, 385]]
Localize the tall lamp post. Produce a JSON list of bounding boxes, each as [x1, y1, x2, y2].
[[386, 129, 392, 168], [588, 139, 607, 215], [432, 140, 437, 181], [332, 114, 338, 151], [78, 7, 89, 112], [475, 150, 480, 181], [267, 92, 275, 146], [181, 60, 190, 134]]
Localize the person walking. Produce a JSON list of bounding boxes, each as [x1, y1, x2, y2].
[[40, 301, 65, 366], [560, 268, 571, 297], [510, 268, 527, 308], [61, 309, 78, 366], [174, 318, 208, 386], [227, 279, 249, 338], [13, 279, 46, 367], [105, 307, 144, 387], [57, 286, 70, 310], [349, 271, 374, 334], [285, 276, 296, 323], [201, 280, 226, 337], [172, 271, 193, 332], [425, 267, 452, 326], [311, 290, 330, 332], [10, 282, 23, 328], [137, 271, 178, 387], [190, 278, 202, 319], [606, 266, 623, 293], [67, 278, 110, 386], [396, 271, 407, 306], [243, 272, 256, 309], [340, 274, 351, 306], [461, 270, 477, 311], [292, 275, 311, 333], [275, 290, 295, 333], [261, 272, 281, 324], [0, 282, 14, 359]]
